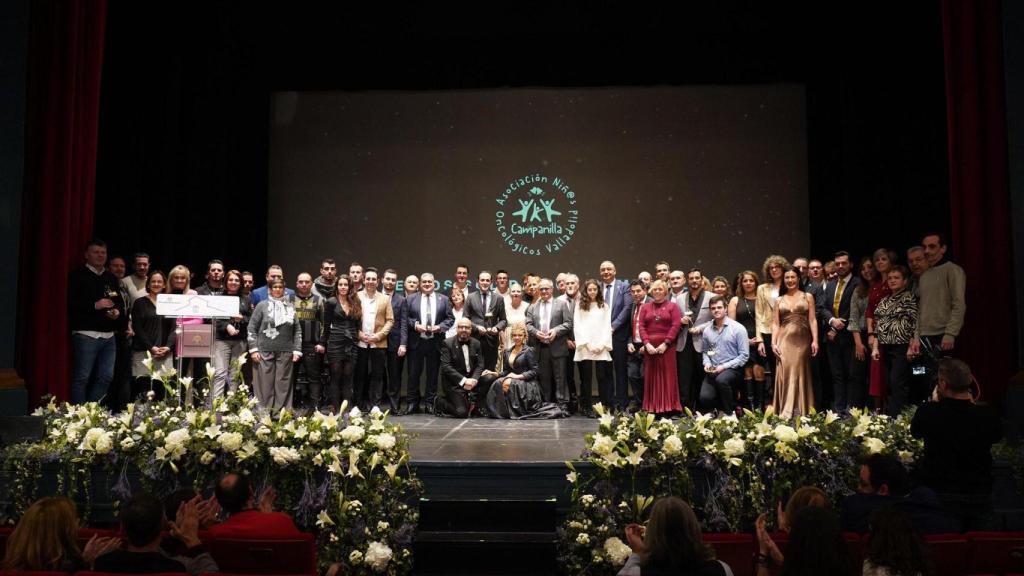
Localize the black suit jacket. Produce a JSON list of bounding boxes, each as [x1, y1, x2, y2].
[[440, 336, 484, 388], [386, 292, 408, 348], [404, 292, 455, 350], [817, 275, 861, 330], [465, 290, 507, 340]]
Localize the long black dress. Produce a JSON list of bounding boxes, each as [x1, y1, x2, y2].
[[483, 346, 563, 419]]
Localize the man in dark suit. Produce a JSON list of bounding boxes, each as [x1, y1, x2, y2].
[[625, 280, 651, 411], [803, 259, 830, 409], [465, 270, 507, 372], [436, 318, 486, 418], [816, 251, 861, 412], [401, 273, 454, 414], [445, 263, 477, 303], [381, 269, 408, 414], [675, 268, 714, 409], [599, 261, 632, 412], [525, 278, 574, 413]]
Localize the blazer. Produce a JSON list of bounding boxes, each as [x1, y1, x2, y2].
[[404, 291, 455, 350], [497, 345, 539, 382], [356, 290, 394, 349], [386, 292, 409, 349], [676, 290, 714, 352], [600, 279, 632, 343], [525, 297, 574, 358], [817, 274, 861, 331], [440, 335, 484, 388], [465, 289, 508, 341]]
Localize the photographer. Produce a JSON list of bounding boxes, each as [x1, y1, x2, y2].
[[910, 358, 1002, 530]]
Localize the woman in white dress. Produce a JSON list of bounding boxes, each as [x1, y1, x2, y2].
[[573, 279, 613, 407]]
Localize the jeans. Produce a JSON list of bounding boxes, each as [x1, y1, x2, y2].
[[210, 339, 245, 402], [71, 333, 116, 404]]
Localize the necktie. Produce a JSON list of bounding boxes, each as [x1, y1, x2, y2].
[[462, 342, 470, 372], [484, 292, 490, 312], [425, 295, 433, 329], [605, 284, 612, 306], [542, 301, 550, 332], [832, 278, 846, 317]]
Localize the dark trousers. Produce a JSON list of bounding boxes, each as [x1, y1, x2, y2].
[[699, 367, 742, 414], [435, 381, 471, 418], [611, 340, 629, 410], [384, 347, 405, 413], [676, 340, 703, 409], [828, 331, 861, 411], [295, 344, 323, 409], [406, 338, 440, 406], [567, 357, 584, 411], [883, 343, 911, 416], [355, 347, 386, 409], [326, 356, 355, 412], [579, 360, 613, 408], [106, 332, 132, 411], [537, 345, 568, 405], [627, 344, 644, 406], [479, 336, 499, 372]]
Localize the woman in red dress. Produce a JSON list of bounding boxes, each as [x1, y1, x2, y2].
[[638, 280, 682, 415], [865, 248, 896, 408]]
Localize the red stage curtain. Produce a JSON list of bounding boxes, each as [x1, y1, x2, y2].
[[941, 0, 1014, 404], [18, 0, 107, 405]]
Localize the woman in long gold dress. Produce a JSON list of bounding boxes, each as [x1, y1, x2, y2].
[[771, 268, 819, 418]]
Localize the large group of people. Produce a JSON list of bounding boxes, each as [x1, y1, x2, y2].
[[68, 231, 967, 420]]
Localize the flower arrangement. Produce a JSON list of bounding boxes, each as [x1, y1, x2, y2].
[[558, 404, 923, 575], [1, 356, 421, 576]]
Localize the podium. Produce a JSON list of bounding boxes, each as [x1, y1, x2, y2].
[[156, 294, 241, 403]]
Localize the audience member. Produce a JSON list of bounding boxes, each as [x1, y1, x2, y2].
[[863, 507, 933, 576], [767, 506, 856, 576], [2, 496, 120, 572], [208, 472, 302, 537], [910, 358, 1002, 530], [618, 497, 733, 576], [93, 492, 217, 575]]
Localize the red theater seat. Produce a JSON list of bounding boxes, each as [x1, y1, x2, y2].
[[966, 531, 1024, 575], [704, 533, 754, 576], [207, 534, 316, 576], [0, 571, 70, 576], [925, 533, 970, 576], [75, 573, 189, 576]]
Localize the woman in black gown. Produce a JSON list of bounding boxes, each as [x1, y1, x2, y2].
[[481, 322, 563, 419]]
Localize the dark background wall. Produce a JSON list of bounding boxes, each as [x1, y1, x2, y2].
[[93, 2, 949, 278]]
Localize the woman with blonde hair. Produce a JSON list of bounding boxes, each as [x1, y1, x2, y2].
[[482, 321, 562, 418], [756, 255, 790, 390], [3, 496, 120, 571]]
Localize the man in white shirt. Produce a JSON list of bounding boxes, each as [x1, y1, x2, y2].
[[526, 278, 573, 414], [401, 273, 454, 414], [436, 318, 485, 418], [354, 268, 394, 410]]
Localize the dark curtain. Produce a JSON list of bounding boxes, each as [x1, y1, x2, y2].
[[17, 0, 107, 405], [941, 0, 1014, 403]]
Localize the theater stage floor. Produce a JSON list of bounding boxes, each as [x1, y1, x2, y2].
[[396, 415, 599, 463]]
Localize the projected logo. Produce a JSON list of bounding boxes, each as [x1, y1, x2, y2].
[[494, 174, 579, 256]]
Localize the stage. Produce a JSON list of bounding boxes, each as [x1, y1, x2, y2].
[[401, 414, 597, 463]]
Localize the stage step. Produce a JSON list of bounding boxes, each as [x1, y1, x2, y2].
[[414, 497, 557, 575]]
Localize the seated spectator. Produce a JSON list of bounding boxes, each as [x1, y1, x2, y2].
[[161, 489, 221, 556], [755, 486, 830, 570], [93, 492, 217, 575], [910, 358, 1003, 530], [863, 507, 933, 576], [207, 472, 302, 538], [767, 506, 856, 576], [617, 496, 733, 576], [2, 496, 120, 572], [841, 453, 959, 535]]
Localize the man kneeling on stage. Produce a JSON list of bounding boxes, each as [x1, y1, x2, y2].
[[437, 317, 489, 418]]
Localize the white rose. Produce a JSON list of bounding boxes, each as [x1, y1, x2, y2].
[[120, 436, 136, 450], [604, 536, 632, 565], [165, 428, 190, 450], [217, 432, 244, 452], [256, 425, 271, 437], [863, 437, 886, 454], [576, 533, 591, 545], [722, 436, 745, 458], [349, 550, 363, 564], [591, 433, 616, 456], [580, 494, 595, 506], [662, 434, 683, 456], [772, 425, 799, 443], [269, 446, 301, 466], [341, 425, 365, 443], [377, 521, 390, 532], [364, 541, 392, 572], [79, 427, 105, 452], [94, 431, 114, 454], [238, 408, 255, 424], [373, 433, 396, 450], [308, 430, 322, 443], [200, 451, 216, 465], [646, 427, 660, 441]]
